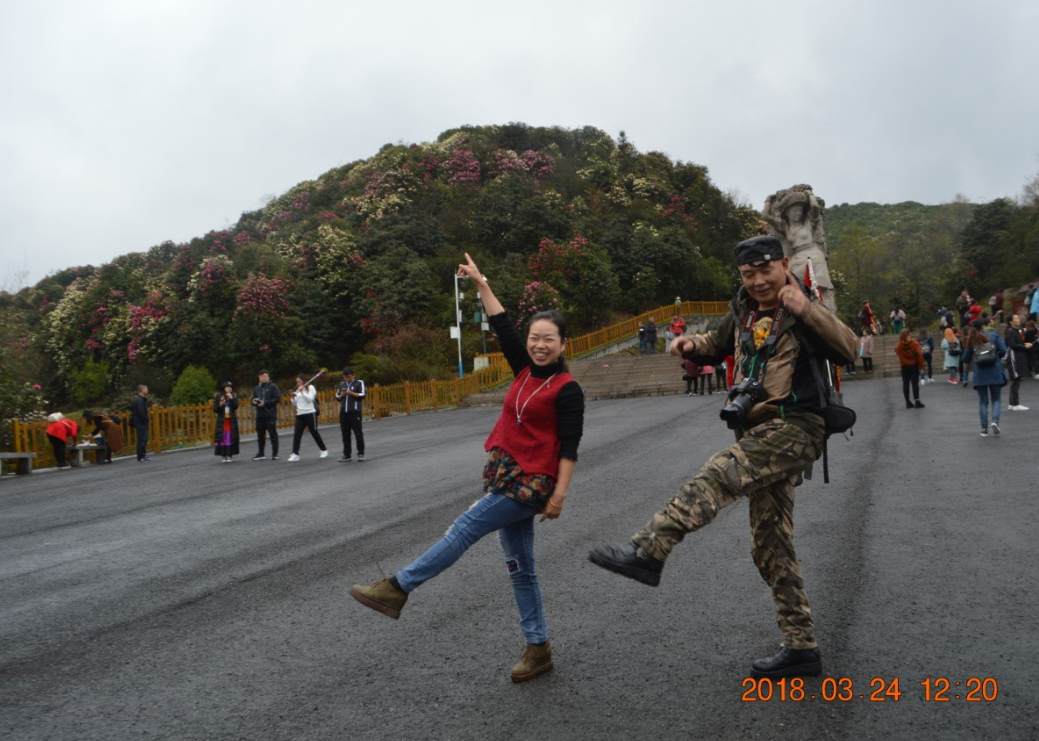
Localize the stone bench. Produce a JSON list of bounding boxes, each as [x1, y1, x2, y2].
[[68, 444, 104, 467], [0, 452, 37, 475]]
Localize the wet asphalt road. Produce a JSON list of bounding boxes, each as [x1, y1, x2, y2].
[[2, 376, 1038, 741]]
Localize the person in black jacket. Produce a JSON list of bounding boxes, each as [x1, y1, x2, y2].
[[251, 370, 282, 460], [1005, 315, 1033, 411], [213, 382, 241, 462], [130, 385, 151, 462], [1025, 320, 1039, 377], [335, 367, 366, 462]]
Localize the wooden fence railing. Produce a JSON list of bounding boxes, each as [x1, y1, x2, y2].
[[8, 362, 514, 471], [566, 300, 728, 357]]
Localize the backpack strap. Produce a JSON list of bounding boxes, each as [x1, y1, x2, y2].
[[792, 324, 847, 485]]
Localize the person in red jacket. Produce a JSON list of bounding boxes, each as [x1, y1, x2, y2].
[[350, 253, 585, 684], [45, 413, 79, 469]]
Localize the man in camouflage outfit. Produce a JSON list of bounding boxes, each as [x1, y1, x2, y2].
[[589, 235, 858, 678]]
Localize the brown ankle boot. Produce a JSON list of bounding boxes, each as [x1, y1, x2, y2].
[[510, 640, 553, 683], [349, 578, 408, 619]]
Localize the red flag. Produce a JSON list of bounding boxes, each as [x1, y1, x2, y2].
[[804, 259, 823, 302]]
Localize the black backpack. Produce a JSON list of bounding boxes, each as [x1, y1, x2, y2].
[[974, 343, 998, 368], [793, 327, 857, 484]]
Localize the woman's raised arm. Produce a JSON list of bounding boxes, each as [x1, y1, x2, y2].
[[457, 253, 504, 317]]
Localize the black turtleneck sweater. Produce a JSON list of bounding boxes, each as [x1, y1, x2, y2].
[[489, 312, 584, 461]]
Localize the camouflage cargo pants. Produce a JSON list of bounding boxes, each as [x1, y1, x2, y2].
[[631, 415, 825, 650]]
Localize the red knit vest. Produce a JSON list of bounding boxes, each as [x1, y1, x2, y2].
[[484, 367, 574, 478]]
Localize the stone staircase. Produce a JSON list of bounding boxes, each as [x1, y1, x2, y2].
[[843, 334, 953, 381], [464, 351, 718, 406]]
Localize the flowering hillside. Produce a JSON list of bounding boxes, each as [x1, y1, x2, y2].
[[1, 124, 762, 407]]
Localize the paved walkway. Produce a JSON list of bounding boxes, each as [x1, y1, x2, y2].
[[1, 377, 1037, 740]]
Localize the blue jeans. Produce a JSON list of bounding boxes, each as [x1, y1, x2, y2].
[[976, 385, 1001, 429], [396, 493, 546, 643]]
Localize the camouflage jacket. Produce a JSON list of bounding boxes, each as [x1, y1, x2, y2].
[[681, 281, 858, 428]]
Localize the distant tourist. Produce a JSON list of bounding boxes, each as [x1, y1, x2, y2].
[[335, 367, 366, 462], [645, 318, 658, 354], [917, 329, 935, 383], [968, 299, 983, 326], [857, 300, 875, 334], [990, 292, 1004, 324], [213, 381, 241, 462], [288, 373, 328, 462], [714, 358, 728, 391], [681, 358, 698, 396], [941, 327, 961, 384], [130, 384, 151, 462], [637, 323, 648, 355], [668, 313, 686, 353], [45, 413, 78, 470], [963, 320, 1007, 436], [859, 329, 874, 373], [251, 370, 281, 461], [890, 306, 906, 335], [83, 410, 124, 463], [1024, 320, 1039, 377], [894, 328, 925, 409], [1005, 315, 1032, 411], [698, 362, 715, 395], [956, 289, 972, 327]]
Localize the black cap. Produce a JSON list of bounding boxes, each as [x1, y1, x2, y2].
[[734, 236, 784, 266]]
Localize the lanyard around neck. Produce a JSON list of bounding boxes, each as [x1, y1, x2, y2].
[[515, 370, 558, 426]]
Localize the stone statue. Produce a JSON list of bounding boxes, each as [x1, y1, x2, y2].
[[762, 184, 836, 311]]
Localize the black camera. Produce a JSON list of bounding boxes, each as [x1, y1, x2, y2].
[[719, 378, 767, 429]]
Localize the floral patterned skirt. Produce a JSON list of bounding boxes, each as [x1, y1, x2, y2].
[[483, 447, 556, 511]]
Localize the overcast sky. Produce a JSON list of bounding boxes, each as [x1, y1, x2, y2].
[[2, 0, 1037, 288]]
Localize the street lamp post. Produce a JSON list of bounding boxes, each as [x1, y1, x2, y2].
[[453, 273, 464, 378], [475, 295, 487, 355]]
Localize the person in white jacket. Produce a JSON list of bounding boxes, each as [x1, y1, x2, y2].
[[288, 373, 328, 461]]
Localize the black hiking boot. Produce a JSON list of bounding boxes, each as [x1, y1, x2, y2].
[[588, 543, 663, 587], [751, 646, 822, 678]]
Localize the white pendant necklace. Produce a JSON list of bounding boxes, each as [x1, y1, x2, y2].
[[515, 371, 558, 425]]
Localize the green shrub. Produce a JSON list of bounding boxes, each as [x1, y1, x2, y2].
[[169, 365, 217, 406], [69, 359, 110, 404]]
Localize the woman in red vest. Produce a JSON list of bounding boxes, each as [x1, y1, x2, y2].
[[350, 253, 584, 683]]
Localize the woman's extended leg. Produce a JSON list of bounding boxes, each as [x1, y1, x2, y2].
[[395, 494, 532, 592], [498, 516, 546, 644]]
